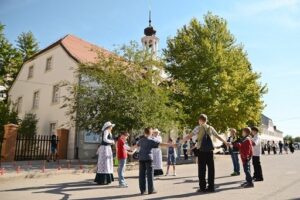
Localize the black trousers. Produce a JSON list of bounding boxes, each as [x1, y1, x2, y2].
[[183, 149, 188, 160], [252, 156, 263, 180], [198, 151, 214, 190], [139, 160, 154, 193]]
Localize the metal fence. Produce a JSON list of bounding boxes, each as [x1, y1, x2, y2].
[[14, 135, 59, 161]]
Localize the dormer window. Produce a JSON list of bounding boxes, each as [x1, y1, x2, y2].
[[28, 65, 34, 79], [45, 57, 52, 71]]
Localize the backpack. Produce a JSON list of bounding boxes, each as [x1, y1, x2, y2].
[[199, 126, 214, 152]]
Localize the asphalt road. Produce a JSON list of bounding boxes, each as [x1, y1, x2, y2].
[[0, 152, 299, 200]]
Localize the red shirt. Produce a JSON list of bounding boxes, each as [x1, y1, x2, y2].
[[117, 138, 128, 160], [234, 137, 253, 164]]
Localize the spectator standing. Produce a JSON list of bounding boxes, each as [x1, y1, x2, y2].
[[227, 128, 240, 176], [278, 141, 283, 154], [182, 141, 188, 160], [251, 127, 264, 182], [176, 137, 182, 161]]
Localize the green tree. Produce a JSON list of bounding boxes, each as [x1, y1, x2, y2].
[[284, 135, 294, 143], [16, 31, 39, 61], [294, 137, 300, 143], [0, 23, 23, 101], [163, 13, 267, 132], [63, 41, 183, 135], [18, 113, 38, 137]]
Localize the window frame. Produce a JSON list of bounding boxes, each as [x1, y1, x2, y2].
[[28, 65, 34, 79], [52, 84, 60, 104], [32, 90, 40, 110], [45, 56, 53, 72]]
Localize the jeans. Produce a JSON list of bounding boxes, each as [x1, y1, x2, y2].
[[230, 152, 240, 173], [243, 159, 252, 183], [118, 159, 126, 185], [198, 151, 214, 190], [139, 160, 154, 193], [252, 156, 263, 180]]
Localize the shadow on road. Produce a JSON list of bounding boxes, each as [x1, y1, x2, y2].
[[0, 179, 117, 200]]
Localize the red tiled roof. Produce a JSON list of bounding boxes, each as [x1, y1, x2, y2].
[[60, 34, 112, 63], [25, 34, 112, 64]]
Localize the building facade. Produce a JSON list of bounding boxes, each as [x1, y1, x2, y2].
[[260, 114, 284, 143], [8, 34, 111, 159]]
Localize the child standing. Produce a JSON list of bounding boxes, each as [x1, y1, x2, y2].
[[232, 127, 254, 188], [117, 131, 132, 188], [47, 135, 57, 162], [165, 138, 177, 176], [251, 127, 264, 182]]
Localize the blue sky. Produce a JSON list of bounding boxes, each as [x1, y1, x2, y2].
[[1, 0, 300, 137]]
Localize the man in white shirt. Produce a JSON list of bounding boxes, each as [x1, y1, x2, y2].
[[251, 127, 264, 181]]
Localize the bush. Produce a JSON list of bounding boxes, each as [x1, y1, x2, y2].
[[18, 113, 38, 137]]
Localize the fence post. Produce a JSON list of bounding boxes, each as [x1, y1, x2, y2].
[[57, 129, 69, 159], [1, 124, 18, 162]]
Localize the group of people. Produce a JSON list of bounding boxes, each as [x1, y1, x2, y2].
[[93, 113, 288, 195], [263, 140, 295, 155]]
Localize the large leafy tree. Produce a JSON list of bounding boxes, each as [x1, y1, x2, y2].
[[0, 24, 39, 102], [163, 13, 267, 132], [16, 31, 39, 61], [63, 42, 183, 135]]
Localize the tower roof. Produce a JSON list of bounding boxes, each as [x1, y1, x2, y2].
[[144, 10, 156, 36]]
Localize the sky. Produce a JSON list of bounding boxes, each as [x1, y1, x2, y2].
[[1, 0, 300, 137]]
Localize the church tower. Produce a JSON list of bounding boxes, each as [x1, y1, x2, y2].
[[141, 10, 159, 59]]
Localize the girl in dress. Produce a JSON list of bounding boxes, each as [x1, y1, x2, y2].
[[94, 121, 115, 185], [165, 138, 177, 176], [151, 129, 164, 176]]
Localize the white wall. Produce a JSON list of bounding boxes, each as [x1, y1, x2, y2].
[[9, 45, 79, 159]]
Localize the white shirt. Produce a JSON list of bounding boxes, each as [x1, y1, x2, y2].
[[252, 134, 261, 156]]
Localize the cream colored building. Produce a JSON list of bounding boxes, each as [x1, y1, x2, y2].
[[260, 114, 283, 143], [8, 35, 110, 159]]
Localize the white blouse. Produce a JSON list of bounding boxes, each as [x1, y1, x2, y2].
[[103, 130, 114, 144]]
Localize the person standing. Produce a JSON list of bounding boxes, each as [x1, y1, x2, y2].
[[165, 138, 177, 176], [272, 141, 277, 154], [47, 135, 58, 162], [176, 137, 182, 161], [284, 141, 289, 154], [267, 141, 271, 155], [117, 131, 132, 187], [94, 121, 115, 185], [261, 142, 265, 155], [182, 114, 228, 193], [289, 141, 295, 153], [227, 128, 240, 176], [182, 141, 188, 160], [251, 127, 264, 182], [232, 127, 254, 188], [278, 141, 283, 154], [151, 129, 164, 176]]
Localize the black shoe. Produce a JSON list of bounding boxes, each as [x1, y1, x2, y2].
[[240, 182, 248, 187], [254, 178, 264, 182], [148, 190, 157, 195], [196, 188, 206, 193], [243, 183, 254, 188], [141, 191, 146, 195], [205, 188, 215, 193]]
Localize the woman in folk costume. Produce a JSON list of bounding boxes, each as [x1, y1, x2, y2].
[[94, 121, 115, 185], [151, 128, 164, 176]]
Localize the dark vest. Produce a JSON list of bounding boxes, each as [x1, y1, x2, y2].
[[101, 132, 112, 146]]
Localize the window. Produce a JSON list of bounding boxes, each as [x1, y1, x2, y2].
[[49, 123, 56, 135], [32, 91, 39, 109], [45, 57, 52, 71], [52, 85, 60, 103], [16, 97, 23, 114], [28, 65, 34, 79]]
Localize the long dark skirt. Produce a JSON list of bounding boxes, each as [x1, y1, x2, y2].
[[94, 173, 114, 185]]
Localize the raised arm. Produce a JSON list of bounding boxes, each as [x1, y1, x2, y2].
[[211, 127, 228, 146]]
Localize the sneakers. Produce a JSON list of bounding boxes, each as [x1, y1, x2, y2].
[[165, 173, 169, 176], [173, 173, 177, 176], [243, 182, 254, 188], [196, 188, 206, 193], [240, 182, 248, 187], [231, 172, 240, 176], [118, 184, 128, 188], [254, 178, 264, 182]]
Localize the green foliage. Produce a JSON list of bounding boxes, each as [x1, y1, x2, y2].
[[16, 31, 39, 61], [18, 113, 38, 137], [284, 135, 294, 143], [294, 137, 300, 143], [63, 41, 184, 135], [0, 24, 39, 102], [163, 13, 267, 132]]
